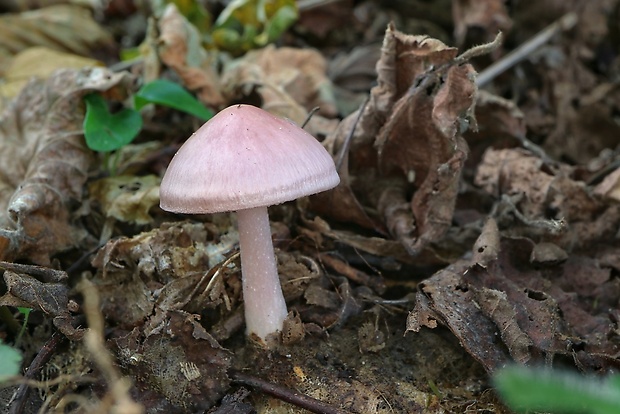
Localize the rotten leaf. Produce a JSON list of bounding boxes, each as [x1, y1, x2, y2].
[[0, 263, 81, 340], [0, 67, 138, 265], [315, 23, 476, 257]]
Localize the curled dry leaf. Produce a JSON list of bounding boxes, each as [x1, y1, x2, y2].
[[0, 68, 138, 265], [316, 23, 476, 256], [472, 217, 499, 267], [376, 64, 472, 255], [157, 3, 225, 108], [0, 265, 81, 340]]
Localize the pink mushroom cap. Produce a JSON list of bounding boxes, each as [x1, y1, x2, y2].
[[160, 104, 340, 213]]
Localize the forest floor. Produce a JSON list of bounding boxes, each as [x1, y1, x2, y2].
[[1, 0, 620, 413]]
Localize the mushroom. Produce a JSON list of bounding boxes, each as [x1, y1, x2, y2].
[[159, 104, 340, 345]]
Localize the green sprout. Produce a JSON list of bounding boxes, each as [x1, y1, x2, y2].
[[133, 79, 213, 119], [15, 307, 31, 347], [494, 365, 620, 414], [83, 93, 143, 153], [211, 0, 298, 55], [83, 79, 212, 174]]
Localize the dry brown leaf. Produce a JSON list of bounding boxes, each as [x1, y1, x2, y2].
[[0, 68, 138, 265], [465, 91, 528, 166], [476, 148, 570, 218], [219, 44, 340, 139], [473, 287, 533, 364], [474, 147, 620, 248], [470, 91, 527, 142], [221, 45, 338, 119], [409, 233, 620, 373], [529, 241, 568, 265], [407, 261, 512, 372], [523, 18, 620, 164], [157, 3, 225, 108], [0, 4, 113, 75], [376, 65, 473, 255], [0, 266, 82, 340], [472, 218, 499, 267], [297, 0, 354, 39], [318, 24, 476, 256]]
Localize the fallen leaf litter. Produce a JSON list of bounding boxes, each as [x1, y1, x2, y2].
[[1, 1, 620, 412]]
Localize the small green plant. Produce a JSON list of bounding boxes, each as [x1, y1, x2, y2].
[[211, 0, 298, 55], [0, 340, 22, 381], [83, 79, 212, 174], [15, 307, 32, 347], [83, 93, 143, 153], [494, 365, 620, 414], [133, 79, 213, 119]]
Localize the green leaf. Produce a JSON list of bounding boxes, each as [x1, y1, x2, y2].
[[134, 79, 212, 121], [494, 366, 620, 414], [263, 5, 297, 44], [211, 0, 297, 54], [0, 342, 22, 381], [83, 94, 143, 153]]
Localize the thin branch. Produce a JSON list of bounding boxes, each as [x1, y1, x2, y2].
[[230, 370, 350, 414], [302, 106, 321, 129], [455, 32, 504, 64], [476, 12, 578, 87], [335, 95, 369, 172]]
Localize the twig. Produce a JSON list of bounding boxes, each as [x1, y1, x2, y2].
[[335, 95, 369, 172], [8, 332, 67, 414], [229, 370, 351, 414], [476, 12, 578, 87], [318, 252, 386, 294], [493, 194, 567, 234], [587, 158, 620, 186], [302, 106, 321, 129], [515, 134, 556, 166], [455, 32, 504, 64]]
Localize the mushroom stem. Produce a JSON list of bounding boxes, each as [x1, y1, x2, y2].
[[236, 206, 288, 343]]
